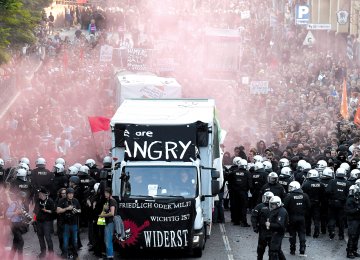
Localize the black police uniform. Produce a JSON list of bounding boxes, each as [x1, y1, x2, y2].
[[251, 202, 272, 260], [278, 175, 294, 193], [227, 165, 252, 225], [99, 166, 113, 188], [302, 178, 325, 237], [31, 167, 54, 194], [295, 169, 309, 185], [51, 172, 68, 200], [10, 178, 33, 210], [251, 168, 268, 209], [320, 177, 333, 234], [283, 188, 310, 254], [326, 176, 350, 239], [89, 166, 101, 183], [268, 206, 288, 260], [345, 194, 360, 258], [0, 165, 5, 186], [259, 182, 286, 202]]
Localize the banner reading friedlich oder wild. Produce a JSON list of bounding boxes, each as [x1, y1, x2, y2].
[[117, 198, 196, 250]]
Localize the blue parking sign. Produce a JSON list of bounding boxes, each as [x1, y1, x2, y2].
[[295, 5, 310, 25]]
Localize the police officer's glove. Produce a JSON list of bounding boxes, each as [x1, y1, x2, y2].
[[253, 227, 258, 233]]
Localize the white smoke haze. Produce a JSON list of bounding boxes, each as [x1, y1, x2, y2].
[[0, 0, 353, 170]]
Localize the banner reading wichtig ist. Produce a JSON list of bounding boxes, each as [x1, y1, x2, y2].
[[118, 199, 195, 249]]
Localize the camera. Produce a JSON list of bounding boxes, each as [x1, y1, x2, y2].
[[22, 209, 32, 223]]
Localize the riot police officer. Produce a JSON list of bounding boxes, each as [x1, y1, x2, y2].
[[51, 164, 69, 200], [99, 156, 113, 188], [228, 157, 252, 226], [348, 169, 360, 186], [266, 196, 288, 260], [326, 167, 350, 240], [77, 165, 95, 227], [302, 169, 325, 238], [251, 191, 274, 260], [31, 158, 54, 194], [250, 162, 268, 209], [0, 158, 5, 187], [85, 159, 101, 182], [278, 167, 294, 192], [283, 181, 310, 255], [320, 167, 334, 234], [10, 169, 33, 210], [295, 162, 311, 185], [259, 172, 286, 201], [345, 185, 360, 258]]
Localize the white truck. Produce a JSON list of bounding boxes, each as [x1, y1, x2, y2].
[[111, 99, 223, 257], [114, 71, 182, 107]]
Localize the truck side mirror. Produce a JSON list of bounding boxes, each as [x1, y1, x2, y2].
[[211, 180, 220, 195], [211, 170, 220, 179]]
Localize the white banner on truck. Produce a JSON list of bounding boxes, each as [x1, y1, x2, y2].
[[249, 81, 269, 94]]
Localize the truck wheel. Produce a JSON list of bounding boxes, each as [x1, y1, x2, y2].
[[193, 247, 203, 258]]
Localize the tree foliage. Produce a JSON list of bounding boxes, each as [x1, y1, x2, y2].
[[0, 0, 51, 65]]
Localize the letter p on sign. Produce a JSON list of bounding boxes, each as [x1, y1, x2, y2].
[[298, 6, 309, 19]]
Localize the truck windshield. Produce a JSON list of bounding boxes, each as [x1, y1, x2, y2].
[[122, 166, 198, 198]]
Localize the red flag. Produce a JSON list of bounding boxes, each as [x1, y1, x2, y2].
[[88, 117, 110, 133], [355, 100, 360, 126], [340, 78, 349, 120]]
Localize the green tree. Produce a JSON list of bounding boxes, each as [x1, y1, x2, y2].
[[0, 0, 51, 65]]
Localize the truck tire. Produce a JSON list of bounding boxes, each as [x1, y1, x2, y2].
[[193, 247, 203, 258]]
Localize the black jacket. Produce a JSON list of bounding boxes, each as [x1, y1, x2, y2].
[[278, 175, 294, 193], [251, 202, 271, 236], [302, 178, 325, 204], [227, 166, 252, 192], [259, 183, 286, 201], [269, 206, 288, 233], [31, 167, 54, 192], [345, 196, 360, 221], [251, 169, 268, 193], [325, 177, 350, 204], [283, 189, 310, 221]]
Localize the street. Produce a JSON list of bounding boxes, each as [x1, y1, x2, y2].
[[5, 210, 348, 260]]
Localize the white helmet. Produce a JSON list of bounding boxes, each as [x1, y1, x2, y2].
[[247, 162, 254, 171], [349, 185, 358, 196], [239, 159, 248, 169], [263, 161, 272, 172], [54, 163, 65, 174], [103, 156, 112, 165], [288, 181, 301, 192], [356, 179, 360, 188], [94, 183, 100, 193], [316, 160, 327, 172], [350, 169, 360, 180], [321, 167, 334, 179], [340, 162, 350, 173], [55, 158, 66, 167], [307, 169, 319, 179], [73, 163, 82, 170], [19, 157, 30, 166], [357, 160, 360, 169], [262, 191, 274, 204], [18, 162, 29, 171], [233, 157, 242, 166], [254, 161, 264, 171], [269, 196, 282, 210], [36, 157, 46, 166], [304, 162, 311, 170], [279, 158, 290, 168], [267, 172, 278, 184], [16, 168, 27, 181], [280, 167, 292, 177], [67, 166, 79, 176], [0, 158, 4, 167], [85, 159, 96, 168], [254, 155, 263, 163], [79, 165, 90, 175], [336, 167, 347, 178], [297, 159, 307, 171]]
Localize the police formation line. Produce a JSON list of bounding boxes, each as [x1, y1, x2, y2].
[[0, 156, 117, 260], [226, 156, 360, 259]]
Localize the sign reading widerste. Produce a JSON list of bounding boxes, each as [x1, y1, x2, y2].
[[114, 124, 197, 162], [118, 198, 195, 249]]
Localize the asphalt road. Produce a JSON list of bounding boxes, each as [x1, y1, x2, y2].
[[3, 210, 349, 259]]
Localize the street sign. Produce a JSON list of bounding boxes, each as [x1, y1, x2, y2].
[[295, 5, 310, 25], [303, 31, 315, 45], [307, 24, 331, 30]]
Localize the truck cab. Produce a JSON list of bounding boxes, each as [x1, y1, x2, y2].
[[111, 99, 223, 257]]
